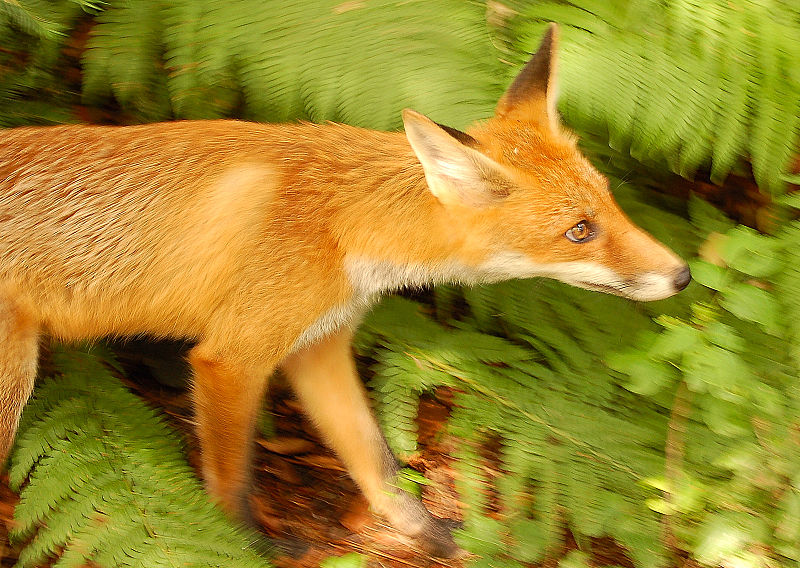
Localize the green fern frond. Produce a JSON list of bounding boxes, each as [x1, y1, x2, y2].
[[358, 186, 798, 567], [159, 0, 240, 119], [0, 0, 90, 126], [81, 0, 502, 127], [605, 202, 800, 566], [0, 0, 63, 38], [82, 0, 172, 121], [774, 222, 800, 366], [509, 0, 800, 192], [10, 346, 271, 568], [360, 287, 672, 566]]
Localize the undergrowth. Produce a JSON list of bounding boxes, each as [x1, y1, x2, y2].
[[4, 0, 800, 193]]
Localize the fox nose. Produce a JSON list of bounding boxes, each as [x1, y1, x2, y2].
[[673, 265, 691, 291]]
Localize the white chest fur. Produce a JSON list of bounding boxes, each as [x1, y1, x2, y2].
[[289, 295, 374, 352], [289, 251, 560, 353], [344, 255, 492, 295], [289, 256, 449, 352]]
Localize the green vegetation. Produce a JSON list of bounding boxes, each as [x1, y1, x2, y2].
[[10, 347, 270, 568]]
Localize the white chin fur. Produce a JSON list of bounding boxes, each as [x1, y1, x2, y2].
[[541, 264, 679, 301], [568, 278, 678, 301], [479, 254, 679, 301]]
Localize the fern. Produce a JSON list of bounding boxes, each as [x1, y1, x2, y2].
[[82, 0, 171, 122], [359, 176, 799, 567], [10, 346, 271, 568], [509, 0, 800, 192], [355, 181, 701, 566], [359, 301, 531, 457], [776, 221, 800, 366], [74, 0, 505, 128], [359, 294, 672, 566], [0, 0, 90, 126], [3, 2, 799, 566], [9, 0, 800, 193], [0, 0, 66, 38]]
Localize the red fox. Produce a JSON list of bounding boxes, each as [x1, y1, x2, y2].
[[0, 25, 688, 556]]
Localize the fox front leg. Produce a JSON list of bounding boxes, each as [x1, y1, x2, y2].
[[281, 328, 460, 557], [188, 343, 276, 519]]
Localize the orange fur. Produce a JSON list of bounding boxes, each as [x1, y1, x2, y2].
[[0, 26, 688, 556]]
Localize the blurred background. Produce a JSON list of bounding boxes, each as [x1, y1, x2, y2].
[[1, 2, 799, 568]]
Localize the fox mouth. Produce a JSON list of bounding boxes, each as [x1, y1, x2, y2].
[[574, 280, 631, 297], [572, 277, 679, 302]]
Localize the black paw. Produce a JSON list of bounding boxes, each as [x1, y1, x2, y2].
[[416, 515, 465, 558]]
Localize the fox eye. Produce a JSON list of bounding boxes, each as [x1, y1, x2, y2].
[[565, 220, 595, 243]]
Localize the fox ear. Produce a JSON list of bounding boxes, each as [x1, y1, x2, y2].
[[495, 23, 560, 131], [403, 109, 512, 208]]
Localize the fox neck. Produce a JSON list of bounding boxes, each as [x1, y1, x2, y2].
[[309, 130, 502, 295]]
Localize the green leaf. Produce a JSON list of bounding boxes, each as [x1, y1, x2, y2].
[[11, 347, 271, 568], [606, 351, 676, 396], [776, 490, 800, 543], [392, 467, 426, 498], [671, 475, 707, 514], [776, 191, 800, 209], [648, 324, 703, 360], [559, 550, 591, 568], [682, 344, 751, 402], [720, 226, 784, 277], [694, 514, 750, 565], [511, 518, 550, 563], [688, 195, 736, 236], [749, 383, 784, 418], [456, 515, 505, 556], [699, 396, 751, 437], [688, 259, 729, 291], [704, 322, 746, 352], [719, 283, 783, 335]]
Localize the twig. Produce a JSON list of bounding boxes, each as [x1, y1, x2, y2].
[[662, 380, 692, 551]]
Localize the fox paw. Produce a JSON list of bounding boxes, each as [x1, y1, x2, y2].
[[414, 515, 464, 558]]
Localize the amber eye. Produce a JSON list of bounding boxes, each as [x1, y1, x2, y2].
[[565, 220, 595, 243]]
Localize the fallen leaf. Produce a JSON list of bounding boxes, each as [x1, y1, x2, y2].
[[258, 437, 317, 455]]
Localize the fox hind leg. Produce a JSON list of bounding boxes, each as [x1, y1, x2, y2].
[[281, 328, 460, 557], [0, 296, 40, 469]]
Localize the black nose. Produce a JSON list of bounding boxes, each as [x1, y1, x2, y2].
[[673, 265, 691, 291]]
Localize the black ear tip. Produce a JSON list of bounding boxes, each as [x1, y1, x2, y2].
[[495, 21, 560, 120], [542, 22, 558, 46]]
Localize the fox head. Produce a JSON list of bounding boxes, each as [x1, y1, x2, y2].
[[402, 24, 690, 301]]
